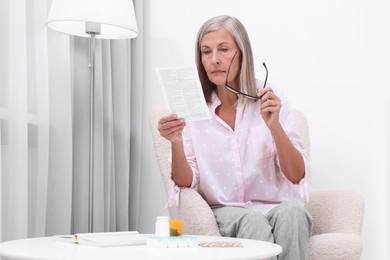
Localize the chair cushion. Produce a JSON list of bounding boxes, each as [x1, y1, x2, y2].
[[307, 233, 362, 260]]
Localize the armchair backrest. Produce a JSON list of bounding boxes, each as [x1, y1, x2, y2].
[[149, 105, 177, 216], [293, 109, 310, 156]]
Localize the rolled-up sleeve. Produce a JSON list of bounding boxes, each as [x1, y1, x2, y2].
[[273, 89, 311, 201], [182, 124, 200, 189]]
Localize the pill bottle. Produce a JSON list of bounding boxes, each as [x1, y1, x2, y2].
[[155, 216, 170, 237], [169, 219, 183, 236]]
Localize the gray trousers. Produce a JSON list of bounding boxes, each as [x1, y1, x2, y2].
[[212, 201, 312, 260]]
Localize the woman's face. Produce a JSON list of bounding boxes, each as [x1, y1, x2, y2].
[[200, 28, 241, 89]]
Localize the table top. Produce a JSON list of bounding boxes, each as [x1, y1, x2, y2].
[[0, 235, 282, 260]]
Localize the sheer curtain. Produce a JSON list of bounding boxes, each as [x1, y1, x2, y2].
[[0, 0, 142, 241], [0, 0, 50, 241]]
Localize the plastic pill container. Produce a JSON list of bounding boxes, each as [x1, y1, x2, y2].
[[155, 216, 170, 237]]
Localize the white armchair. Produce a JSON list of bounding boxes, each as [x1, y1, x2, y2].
[[149, 105, 364, 260]]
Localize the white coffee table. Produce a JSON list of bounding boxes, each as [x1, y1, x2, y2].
[[0, 235, 282, 260]]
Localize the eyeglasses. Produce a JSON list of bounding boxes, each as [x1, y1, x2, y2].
[[224, 51, 268, 100]]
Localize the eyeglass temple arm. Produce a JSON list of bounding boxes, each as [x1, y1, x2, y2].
[[262, 62, 268, 88]]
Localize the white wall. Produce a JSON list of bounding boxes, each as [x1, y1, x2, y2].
[[387, 42, 390, 253], [138, 1, 390, 259]]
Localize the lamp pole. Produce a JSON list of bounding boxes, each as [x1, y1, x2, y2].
[[86, 22, 100, 233]]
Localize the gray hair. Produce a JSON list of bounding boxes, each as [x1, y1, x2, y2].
[[195, 15, 257, 105]]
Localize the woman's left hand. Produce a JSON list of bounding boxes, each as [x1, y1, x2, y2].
[[258, 87, 282, 129]]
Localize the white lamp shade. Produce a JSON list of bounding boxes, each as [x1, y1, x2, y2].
[[47, 0, 138, 39]]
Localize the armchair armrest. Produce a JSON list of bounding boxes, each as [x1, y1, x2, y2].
[[305, 189, 364, 235], [169, 188, 221, 236]]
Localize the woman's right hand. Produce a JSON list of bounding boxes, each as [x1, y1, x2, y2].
[[158, 114, 186, 143]]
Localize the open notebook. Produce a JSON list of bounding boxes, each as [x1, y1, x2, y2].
[[55, 231, 147, 247]]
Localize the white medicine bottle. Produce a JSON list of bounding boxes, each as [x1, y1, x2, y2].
[[155, 216, 170, 237]]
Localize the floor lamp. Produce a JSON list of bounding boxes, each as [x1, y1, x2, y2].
[[46, 0, 138, 233]]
